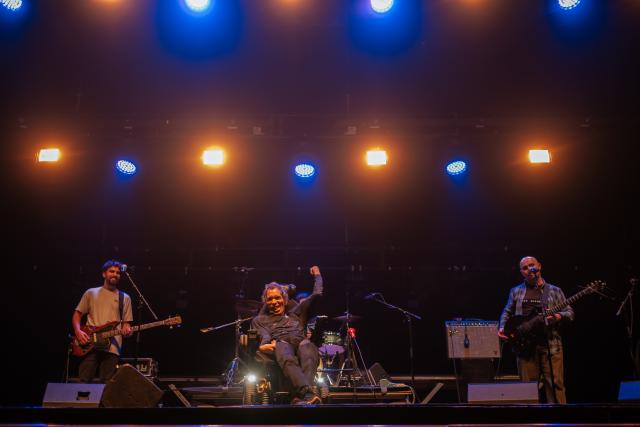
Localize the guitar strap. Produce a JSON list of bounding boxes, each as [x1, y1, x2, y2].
[[118, 290, 124, 322], [540, 282, 550, 315]]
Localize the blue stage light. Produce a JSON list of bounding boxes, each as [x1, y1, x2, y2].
[[116, 160, 137, 176], [294, 163, 316, 178], [446, 160, 467, 176], [558, 0, 580, 10], [370, 0, 393, 14], [1, 0, 22, 11], [184, 0, 213, 14]]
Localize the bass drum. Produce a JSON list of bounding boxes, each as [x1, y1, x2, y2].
[[317, 348, 345, 386]]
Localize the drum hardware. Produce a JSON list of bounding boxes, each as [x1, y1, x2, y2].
[[201, 268, 261, 387], [334, 311, 374, 387]]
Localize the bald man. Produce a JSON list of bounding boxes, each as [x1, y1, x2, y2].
[[498, 256, 574, 403]]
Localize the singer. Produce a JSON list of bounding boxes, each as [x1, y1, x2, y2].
[[251, 266, 324, 405], [498, 256, 574, 403], [71, 259, 133, 382]]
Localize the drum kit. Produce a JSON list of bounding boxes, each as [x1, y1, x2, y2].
[[314, 312, 374, 386]]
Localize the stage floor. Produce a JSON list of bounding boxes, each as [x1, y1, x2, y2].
[[2, 403, 640, 426]]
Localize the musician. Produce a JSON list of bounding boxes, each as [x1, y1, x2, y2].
[[498, 256, 574, 403], [251, 266, 323, 405], [72, 260, 133, 382]]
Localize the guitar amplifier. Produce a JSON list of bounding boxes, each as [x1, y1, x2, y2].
[[118, 358, 158, 379], [445, 320, 500, 359]]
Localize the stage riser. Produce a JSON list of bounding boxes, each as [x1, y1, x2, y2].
[[2, 405, 640, 426]]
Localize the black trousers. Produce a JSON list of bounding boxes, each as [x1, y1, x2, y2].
[[78, 351, 118, 383], [274, 339, 319, 396]]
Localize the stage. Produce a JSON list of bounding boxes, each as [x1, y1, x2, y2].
[[2, 403, 639, 426]]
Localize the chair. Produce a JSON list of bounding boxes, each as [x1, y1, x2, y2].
[[239, 316, 329, 404]]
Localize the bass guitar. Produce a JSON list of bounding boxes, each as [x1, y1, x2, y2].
[[503, 280, 605, 356], [71, 315, 182, 357]]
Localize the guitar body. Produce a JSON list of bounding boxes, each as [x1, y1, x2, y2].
[[70, 315, 182, 358], [504, 313, 546, 357], [71, 321, 120, 357]]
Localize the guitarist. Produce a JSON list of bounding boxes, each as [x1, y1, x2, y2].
[[498, 256, 574, 403], [71, 260, 133, 382]]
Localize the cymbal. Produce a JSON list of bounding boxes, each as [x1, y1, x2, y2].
[[333, 314, 362, 322], [235, 299, 262, 315]]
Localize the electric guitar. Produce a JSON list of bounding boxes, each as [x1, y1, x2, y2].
[[71, 315, 182, 357], [503, 280, 605, 357]]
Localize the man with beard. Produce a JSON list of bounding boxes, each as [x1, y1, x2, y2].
[[72, 260, 133, 382]]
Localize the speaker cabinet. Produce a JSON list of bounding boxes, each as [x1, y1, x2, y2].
[[368, 362, 390, 383], [101, 363, 164, 408], [618, 381, 640, 402], [42, 383, 105, 407], [468, 382, 539, 404], [446, 320, 500, 359]]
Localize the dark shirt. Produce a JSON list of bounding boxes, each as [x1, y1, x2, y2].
[[251, 275, 323, 346], [522, 285, 543, 317]]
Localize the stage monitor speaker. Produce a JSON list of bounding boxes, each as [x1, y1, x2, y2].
[[618, 381, 640, 402], [467, 382, 539, 404], [42, 382, 105, 408], [101, 363, 164, 408], [446, 320, 500, 359], [369, 362, 390, 383]]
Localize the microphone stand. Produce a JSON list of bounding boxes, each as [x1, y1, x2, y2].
[[122, 269, 159, 360], [367, 294, 422, 389], [200, 317, 254, 387], [616, 278, 638, 378]]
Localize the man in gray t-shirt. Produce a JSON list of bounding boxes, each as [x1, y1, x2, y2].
[[72, 260, 133, 382]]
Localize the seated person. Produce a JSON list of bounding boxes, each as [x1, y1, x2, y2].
[[251, 266, 323, 405]]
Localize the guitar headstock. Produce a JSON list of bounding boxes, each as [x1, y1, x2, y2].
[[586, 280, 606, 292], [165, 315, 182, 326]]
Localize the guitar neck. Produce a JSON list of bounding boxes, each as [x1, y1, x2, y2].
[[99, 320, 167, 339], [547, 288, 592, 314]]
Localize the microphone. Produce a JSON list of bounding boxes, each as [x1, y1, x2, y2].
[[364, 292, 380, 300], [120, 264, 128, 273], [528, 267, 539, 274]]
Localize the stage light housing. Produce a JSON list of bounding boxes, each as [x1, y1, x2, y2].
[[366, 149, 388, 166], [370, 0, 393, 14], [184, 0, 212, 14], [294, 163, 316, 178], [558, 0, 580, 10], [115, 160, 137, 176], [528, 149, 551, 164], [37, 148, 61, 163], [202, 148, 225, 166], [1, 0, 22, 11], [446, 160, 467, 176]]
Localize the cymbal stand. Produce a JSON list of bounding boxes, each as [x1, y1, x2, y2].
[[220, 266, 254, 386], [200, 316, 253, 387], [336, 312, 375, 387]]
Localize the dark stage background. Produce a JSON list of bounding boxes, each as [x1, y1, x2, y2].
[[1, 0, 639, 406]]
